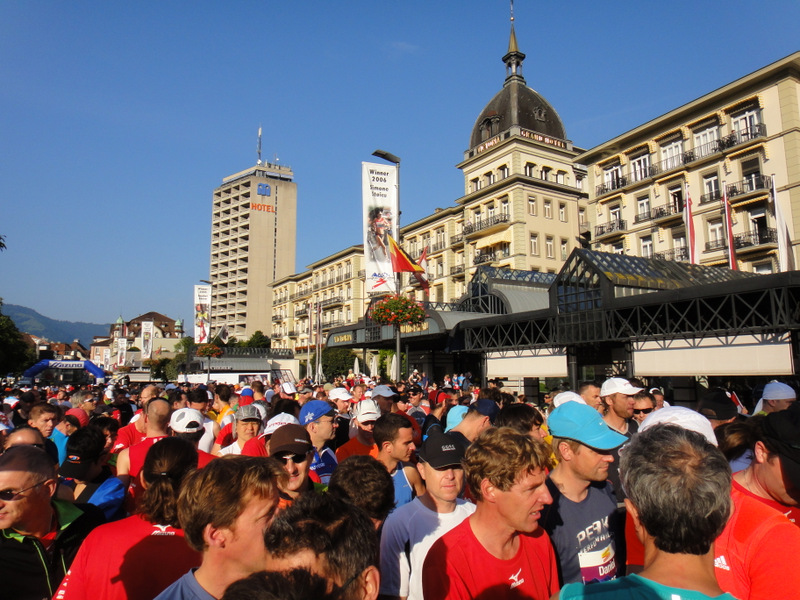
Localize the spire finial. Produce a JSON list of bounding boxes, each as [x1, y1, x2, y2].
[[510, 0, 514, 22]]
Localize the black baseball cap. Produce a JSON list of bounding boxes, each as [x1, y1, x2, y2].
[[418, 430, 465, 469]]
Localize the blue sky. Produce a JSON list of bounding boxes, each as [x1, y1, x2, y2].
[[2, 1, 798, 327]]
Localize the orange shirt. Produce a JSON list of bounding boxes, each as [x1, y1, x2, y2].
[[335, 436, 378, 462]]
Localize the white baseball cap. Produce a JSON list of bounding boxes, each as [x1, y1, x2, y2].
[[600, 377, 643, 397]]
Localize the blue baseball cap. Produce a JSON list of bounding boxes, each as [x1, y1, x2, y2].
[[548, 401, 627, 450], [299, 400, 335, 425]]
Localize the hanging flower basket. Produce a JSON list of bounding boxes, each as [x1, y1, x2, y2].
[[196, 344, 224, 358], [371, 295, 426, 326]]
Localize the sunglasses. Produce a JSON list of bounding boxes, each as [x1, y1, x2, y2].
[[274, 452, 309, 465], [633, 407, 654, 415], [0, 479, 49, 501]]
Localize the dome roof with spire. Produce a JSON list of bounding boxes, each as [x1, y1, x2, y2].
[[469, 24, 566, 149]]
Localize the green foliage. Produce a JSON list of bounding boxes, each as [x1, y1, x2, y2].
[[146, 357, 171, 382], [309, 348, 356, 379], [0, 298, 32, 375], [240, 330, 271, 348], [175, 336, 196, 355], [378, 349, 394, 381]]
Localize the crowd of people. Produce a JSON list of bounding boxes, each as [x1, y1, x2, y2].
[[0, 372, 799, 600]]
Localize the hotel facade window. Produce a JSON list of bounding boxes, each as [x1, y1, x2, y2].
[[530, 233, 539, 256]]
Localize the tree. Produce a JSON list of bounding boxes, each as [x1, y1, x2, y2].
[[0, 298, 33, 375], [310, 348, 356, 379], [241, 330, 271, 348]]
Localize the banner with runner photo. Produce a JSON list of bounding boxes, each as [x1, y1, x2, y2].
[[141, 320, 154, 360], [194, 284, 211, 343], [362, 161, 398, 294]]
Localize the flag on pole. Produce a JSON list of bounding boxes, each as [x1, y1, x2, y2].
[[771, 175, 794, 272], [683, 183, 697, 264], [219, 324, 230, 345], [414, 245, 430, 293], [387, 235, 424, 273], [723, 184, 738, 270]]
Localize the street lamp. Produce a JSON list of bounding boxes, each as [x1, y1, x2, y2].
[[372, 149, 402, 383]]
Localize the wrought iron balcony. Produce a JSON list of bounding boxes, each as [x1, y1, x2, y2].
[[358, 270, 365, 278], [633, 211, 652, 224], [272, 315, 283, 322], [462, 213, 510, 235], [651, 203, 682, 221], [595, 175, 628, 196], [727, 174, 771, 199], [295, 308, 308, 317], [322, 319, 345, 330], [430, 241, 447, 253], [699, 190, 721, 205], [321, 296, 344, 307], [450, 233, 464, 245], [705, 239, 728, 252], [734, 228, 777, 249], [450, 264, 465, 275], [594, 219, 627, 238], [473, 248, 511, 265], [654, 247, 689, 262]]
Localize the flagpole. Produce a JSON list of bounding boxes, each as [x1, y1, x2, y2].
[[772, 174, 791, 272]]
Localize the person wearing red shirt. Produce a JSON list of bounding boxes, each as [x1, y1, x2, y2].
[[55, 438, 201, 600], [422, 427, 559, 600]]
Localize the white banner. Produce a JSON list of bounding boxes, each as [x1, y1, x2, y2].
[[194, 284, 211, 343], [141, 321, 154, 360], [103, 348, 111, 370], [116, 338, 127, 367], [362, 161, 398, 294]]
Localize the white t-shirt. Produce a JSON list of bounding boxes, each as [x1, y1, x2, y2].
[[379, 496, 475, 600], [198, 418, 216, 453], [218, 440, 242, 456]]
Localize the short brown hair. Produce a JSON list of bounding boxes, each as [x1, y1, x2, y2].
[[551, 436, 582, 463], [28, 403, 59, 421], [464, 427, 552, 502], [178, 456, 285, 551]]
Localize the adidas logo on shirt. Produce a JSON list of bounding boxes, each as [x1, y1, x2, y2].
[[714, 555, 731, 571]]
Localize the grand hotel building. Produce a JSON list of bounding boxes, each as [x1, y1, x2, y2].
[[248, 30, 799, 378]]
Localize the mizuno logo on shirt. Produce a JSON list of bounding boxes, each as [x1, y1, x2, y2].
[[508, 568, 524, 589]]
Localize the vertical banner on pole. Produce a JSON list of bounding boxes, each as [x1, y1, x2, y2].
[[363, 161, 398, 294], [116, 338, 127, 367], [141, 321, 154, 360], [194, 285, 212, 343]]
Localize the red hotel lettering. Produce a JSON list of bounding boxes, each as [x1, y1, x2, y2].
[[251, 203, 275, 212]]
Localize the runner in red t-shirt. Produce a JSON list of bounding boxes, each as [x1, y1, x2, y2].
[[422, 427, 559, 600]]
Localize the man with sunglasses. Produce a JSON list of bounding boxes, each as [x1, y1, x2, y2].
[[631, 390, 656, 426], [0, 445, 104, 600], [269, 424, 324, 509]]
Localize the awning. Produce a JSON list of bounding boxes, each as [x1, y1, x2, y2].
[[476, 230, 512, 249]]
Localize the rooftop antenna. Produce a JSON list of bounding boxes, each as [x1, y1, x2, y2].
[[510, 0, 514, 22], [257, 125, 262, 165], [273, 153, 279, 163]]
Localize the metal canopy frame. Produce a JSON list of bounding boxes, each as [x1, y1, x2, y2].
[[459, 250, 800, 352]]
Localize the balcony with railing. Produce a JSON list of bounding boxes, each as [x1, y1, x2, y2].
[[450, 264, 466, 276], [633, 210, 652, 224], [595, 175, 628, 197], [699, 190, 721, 205], [594, 124, 768, 199], [705, 238, 728, 252], [654, 247, 689, 262], [430, 240, 448, 254], [321, 296, 344, 308], [734, 228, 777, 251], [295, 308, 308, 317], [651, 203, 682, 223], [272, 314, 283, 322], [463, 213, 510, 236], [473, 248, 511, 265], [321, 319, 345, 330], [290, 290, 310, 301], [727, 174, 771, 201], [594, 219, 627, 239], [450, 233, 464, 245]]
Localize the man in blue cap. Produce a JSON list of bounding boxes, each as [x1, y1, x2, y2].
[[540, 401, 628, 586], [445, 399, 499, 453], [299, 400, 338, 485]]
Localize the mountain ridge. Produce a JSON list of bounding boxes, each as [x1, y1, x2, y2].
[[3, 304, 111, 348]]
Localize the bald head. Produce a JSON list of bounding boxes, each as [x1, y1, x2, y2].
[[140, 385, 159, 406], [145, 398, 172, 435], [4, 427, 46, 452]]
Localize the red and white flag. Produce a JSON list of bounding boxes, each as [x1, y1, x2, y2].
[[683, 183, 697, 264], [723, 184, 738, 270], [414, 245, 430, 294]]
